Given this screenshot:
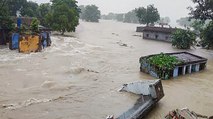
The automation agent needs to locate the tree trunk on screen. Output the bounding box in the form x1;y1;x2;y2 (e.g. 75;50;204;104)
61;29;65;35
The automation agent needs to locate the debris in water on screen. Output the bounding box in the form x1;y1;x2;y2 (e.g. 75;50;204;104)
165;108;212;119
106;115;114;119
87;69;99;73
41;80;57;88
70;67;85;74
69;67;99;74
116;40;128;47
112;33;119;36
110;79;164;119
132;34;142;37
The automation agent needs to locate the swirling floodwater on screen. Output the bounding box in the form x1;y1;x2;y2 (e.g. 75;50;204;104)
0;20;213;119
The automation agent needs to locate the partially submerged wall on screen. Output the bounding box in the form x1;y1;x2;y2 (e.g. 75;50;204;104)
139;52;208;80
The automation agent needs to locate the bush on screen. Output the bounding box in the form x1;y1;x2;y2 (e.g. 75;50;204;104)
30;18;40;33
147;53;182;70
200;21;213;49
172;29;196;49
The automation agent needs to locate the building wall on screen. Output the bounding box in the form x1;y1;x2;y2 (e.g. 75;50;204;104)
143;31;172;42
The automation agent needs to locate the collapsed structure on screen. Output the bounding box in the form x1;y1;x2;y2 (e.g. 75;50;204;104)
107;79;164;119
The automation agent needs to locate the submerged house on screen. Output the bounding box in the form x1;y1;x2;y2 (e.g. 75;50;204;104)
136;26;176;42
139;52;207;80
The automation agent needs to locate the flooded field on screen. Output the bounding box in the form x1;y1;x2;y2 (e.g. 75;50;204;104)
0;20;213;119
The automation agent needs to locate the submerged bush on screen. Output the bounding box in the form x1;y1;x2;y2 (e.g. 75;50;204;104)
172;29;196;49
147;53;182;79
147;53;182;70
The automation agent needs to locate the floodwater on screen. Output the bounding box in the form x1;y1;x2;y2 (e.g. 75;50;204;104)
0;20;213;119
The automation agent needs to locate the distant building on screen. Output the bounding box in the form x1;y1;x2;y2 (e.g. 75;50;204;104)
136;26;176;42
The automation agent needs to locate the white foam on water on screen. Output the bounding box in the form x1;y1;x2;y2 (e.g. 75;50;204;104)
0;49;28;62
41;80;57;88
0;36;102;62
47;36;102;56
2;98;51;110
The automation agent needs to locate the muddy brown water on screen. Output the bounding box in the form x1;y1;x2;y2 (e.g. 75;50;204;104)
0;20;212;119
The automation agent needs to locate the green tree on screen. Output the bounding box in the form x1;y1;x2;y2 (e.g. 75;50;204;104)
176;17;192;28
7;0;27;16
172;29;196;49
22;1;39;17
30;18;40;33
79;5;85;19
188;0;213;49
200;21;213;49
81;5;100;22
135;5;160;26
124;10;138;23
0;0;14;29
188;0;213;21
47;0;79;35
176;17;206;31
102;12;116;20
190;20;205;35
5;0;39;17
38;3;51;26
115;13;124;22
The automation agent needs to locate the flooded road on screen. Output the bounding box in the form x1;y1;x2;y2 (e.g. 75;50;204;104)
0;20;213;119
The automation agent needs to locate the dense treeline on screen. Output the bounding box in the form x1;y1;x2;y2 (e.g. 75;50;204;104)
101;12;138;23
79;5;101;22
172;0;213;49
0;0;80;34
101;5;161;25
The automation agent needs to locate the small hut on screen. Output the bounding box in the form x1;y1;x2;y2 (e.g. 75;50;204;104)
136;26;176;42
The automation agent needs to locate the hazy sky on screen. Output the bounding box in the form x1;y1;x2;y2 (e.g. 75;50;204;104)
33;0;194;26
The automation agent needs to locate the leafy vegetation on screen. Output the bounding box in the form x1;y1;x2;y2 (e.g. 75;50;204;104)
124;10;138;23
37;3;51;26
0;0;14;30
101;11;138;23
46;0;80;35
176;17;192;28
176;17;207;32
200;21;213;49
135;5;160;26
143;53;183;79
80;5;101;22
148;53;182;70
172;29;196;49
30;18;40;33
0;0;80;35
188;0;213;50
188;0;213;21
